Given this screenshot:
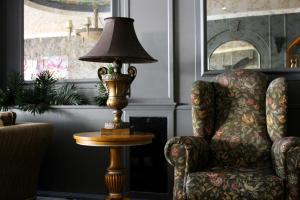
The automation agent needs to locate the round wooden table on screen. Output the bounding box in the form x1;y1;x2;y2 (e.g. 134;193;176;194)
73;132;154;200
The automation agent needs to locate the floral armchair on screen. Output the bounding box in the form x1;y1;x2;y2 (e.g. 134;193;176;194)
165;69;300;200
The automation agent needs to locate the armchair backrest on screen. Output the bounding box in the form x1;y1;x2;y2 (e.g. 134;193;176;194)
191;69;288;168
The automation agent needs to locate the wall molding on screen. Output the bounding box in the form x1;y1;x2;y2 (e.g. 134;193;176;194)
112;0;121;17
167;0;174;101
194;0;202;80
122;0;175;104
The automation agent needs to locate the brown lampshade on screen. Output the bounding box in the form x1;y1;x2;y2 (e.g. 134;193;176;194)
79;17;157;63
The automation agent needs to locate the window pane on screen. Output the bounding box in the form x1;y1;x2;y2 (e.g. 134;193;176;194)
24;0;111;81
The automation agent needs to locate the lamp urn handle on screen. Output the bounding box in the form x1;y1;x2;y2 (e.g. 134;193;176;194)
98;67;108;82
128;66;137;83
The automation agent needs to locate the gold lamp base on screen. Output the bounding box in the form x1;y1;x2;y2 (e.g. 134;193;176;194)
78;18;157;136
104;122;131;129
101;127;131;135
98;60;137;135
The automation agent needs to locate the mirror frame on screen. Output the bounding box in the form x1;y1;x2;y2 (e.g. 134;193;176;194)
196;0;300;78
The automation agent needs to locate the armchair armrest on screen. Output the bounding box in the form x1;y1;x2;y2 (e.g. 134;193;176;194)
272;137;300;200
272;137;300;178
164;136;209;200
165;136;209;172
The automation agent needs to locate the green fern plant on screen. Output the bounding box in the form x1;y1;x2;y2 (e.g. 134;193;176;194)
53;83;84;105
16;89;50;115
0;89;11;111
0;70;90;114
107;63;114;74
17;71;87;114
17;71;57;115
0;72;24;111
34;70;57;98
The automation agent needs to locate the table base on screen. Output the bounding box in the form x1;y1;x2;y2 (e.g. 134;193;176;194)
105;147;128;200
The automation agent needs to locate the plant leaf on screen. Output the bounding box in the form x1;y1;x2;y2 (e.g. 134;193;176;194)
53;83;83;105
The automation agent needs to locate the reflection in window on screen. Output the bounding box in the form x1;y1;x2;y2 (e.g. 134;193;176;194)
24;0;112;81
209;40;260;70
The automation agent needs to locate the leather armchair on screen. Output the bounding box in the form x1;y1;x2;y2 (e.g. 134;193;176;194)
0;123;53;200
165;69;300;200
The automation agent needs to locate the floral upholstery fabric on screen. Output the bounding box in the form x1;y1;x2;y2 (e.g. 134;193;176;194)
186;168;284;200
211;69;272;168
272;137;300;200
272;137;300;178
191;81;215;141
266;78;288;142
165;136;209;199
286;147;300;200
165;69;300;200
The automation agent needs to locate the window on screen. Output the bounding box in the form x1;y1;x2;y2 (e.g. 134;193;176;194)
24;0;112;81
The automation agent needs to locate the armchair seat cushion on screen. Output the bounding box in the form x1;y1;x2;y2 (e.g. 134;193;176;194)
186;168;284;200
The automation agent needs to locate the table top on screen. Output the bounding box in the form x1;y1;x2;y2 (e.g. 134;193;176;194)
73;132;154;147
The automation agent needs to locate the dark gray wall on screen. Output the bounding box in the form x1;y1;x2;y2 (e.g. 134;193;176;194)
2;0;300;199
0;1;6;87
15;108;112;196
5;0;23;77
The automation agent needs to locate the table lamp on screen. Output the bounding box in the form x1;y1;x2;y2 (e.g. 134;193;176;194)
79;17;157;134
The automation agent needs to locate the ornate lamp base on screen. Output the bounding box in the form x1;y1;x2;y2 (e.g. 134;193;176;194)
101;126;132;135
104;122;130;129
98;61;137;136
101;112;131;135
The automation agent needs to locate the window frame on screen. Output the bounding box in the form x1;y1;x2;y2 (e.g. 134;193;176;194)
22;0;120;84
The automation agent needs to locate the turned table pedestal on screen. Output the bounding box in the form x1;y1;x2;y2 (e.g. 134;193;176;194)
73;132;154;200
